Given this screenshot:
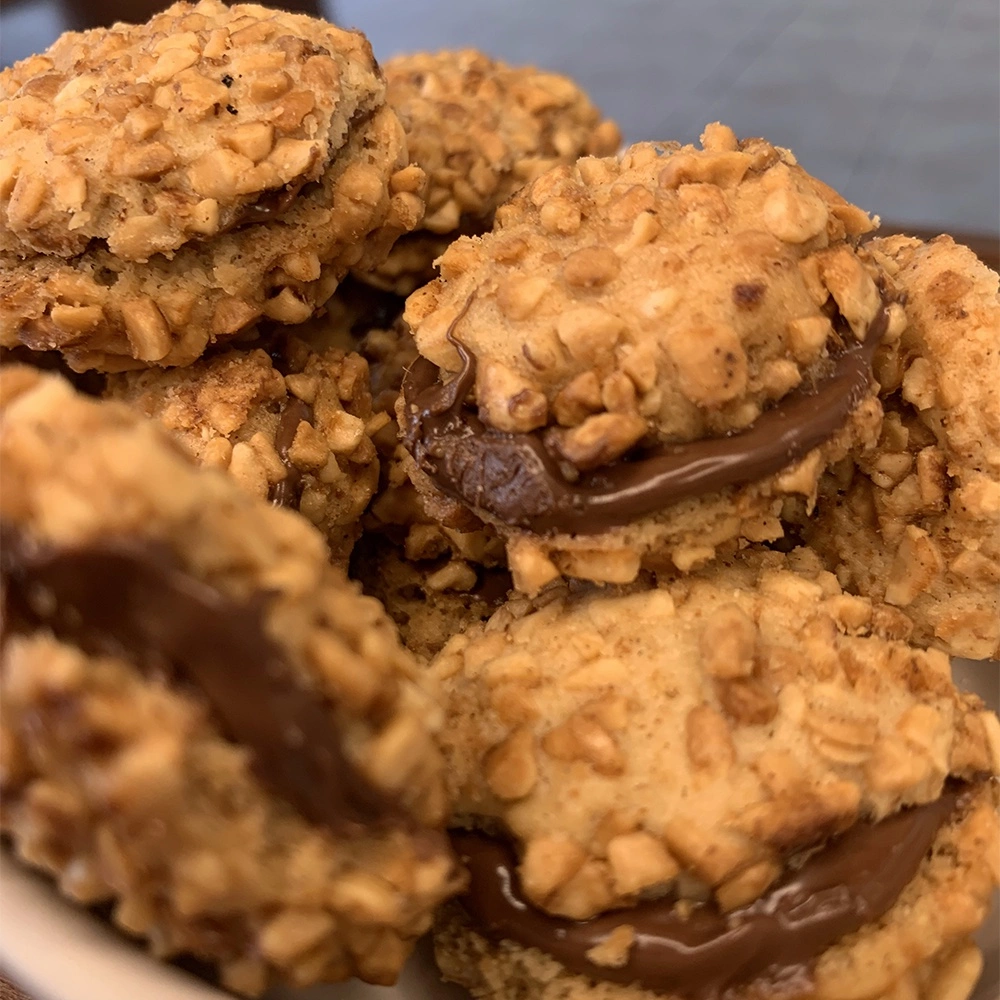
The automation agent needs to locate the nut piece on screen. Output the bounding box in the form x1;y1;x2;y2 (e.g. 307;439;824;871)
715;858;780;911
483;727;539;801
553;412;647;469
563;246;621;288
119;297;171;361
686;704;736;770
519;835;587;904
478;360;548;433
606;831;679;896
665;323;748;406
715;677;779;726
662;821;754;886
584;925;636;969
556;306;624;363
884;526;945;607
541;711;626;775
698;604;756;678
763;184;828;244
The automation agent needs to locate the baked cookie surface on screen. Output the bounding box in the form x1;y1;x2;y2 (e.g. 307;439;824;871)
401;126;897;591
431;548;996;919
802;235;1000;660
1;102;422;371
436;782;999;1000
361;49;621;294
0;366;461;994
0;0;385;261
0;2;427;371
428;548;1000;998
105;334;382;564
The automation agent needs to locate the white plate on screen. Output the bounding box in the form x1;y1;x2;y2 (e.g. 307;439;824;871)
1;660;997;1000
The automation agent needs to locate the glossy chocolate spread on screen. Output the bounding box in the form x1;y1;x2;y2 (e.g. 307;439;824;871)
227;180;307;231
453;790;959;996
0;528;404;835
269;395;314;507
401;297;890;533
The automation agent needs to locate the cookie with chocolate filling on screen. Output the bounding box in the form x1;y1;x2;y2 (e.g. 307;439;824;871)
0;1;425;371
798;236;1000;660
0;366;462;994
401;125;899;594
360;316;473;534
428;548;1000;999
105;334;382;564
345;317;510;656
356;49;621;295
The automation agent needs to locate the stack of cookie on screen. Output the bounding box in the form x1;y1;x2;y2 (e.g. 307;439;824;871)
0;0;423;371
1;3;998;1000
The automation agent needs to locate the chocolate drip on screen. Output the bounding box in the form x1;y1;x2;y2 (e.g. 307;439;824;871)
401;299;890;534
269;396;314;508
221;180;308;234
454;790;960;997
0;528;403;835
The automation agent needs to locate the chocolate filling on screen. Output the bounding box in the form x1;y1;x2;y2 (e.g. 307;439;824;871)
401;297;891;534
223;180;308;233
453;789;961;997
0;527;404;835
269;396;314;508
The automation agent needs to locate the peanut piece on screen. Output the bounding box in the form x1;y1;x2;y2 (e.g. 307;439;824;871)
699;603;756;678
119;297;171;361
520;835;587;903
686;704;736;770
606;832;679;896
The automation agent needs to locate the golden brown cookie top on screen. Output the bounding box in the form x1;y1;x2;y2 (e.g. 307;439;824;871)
406;124;889;459
384;49;621;235
430;548;999;919
0;0;385;261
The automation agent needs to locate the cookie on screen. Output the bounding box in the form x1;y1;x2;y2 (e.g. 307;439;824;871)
351;533;510;662
358;49;621;295
427;549;1000;998
436;784;999;1000
401;126;897;593
800;235;1000;660
0;3;426;371
362;318;419;408
105;334;382;564
335;317;509;657
0;1;384;261
0;366;461;994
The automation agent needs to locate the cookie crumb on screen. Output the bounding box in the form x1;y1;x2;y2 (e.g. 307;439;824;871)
584;924;635;968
